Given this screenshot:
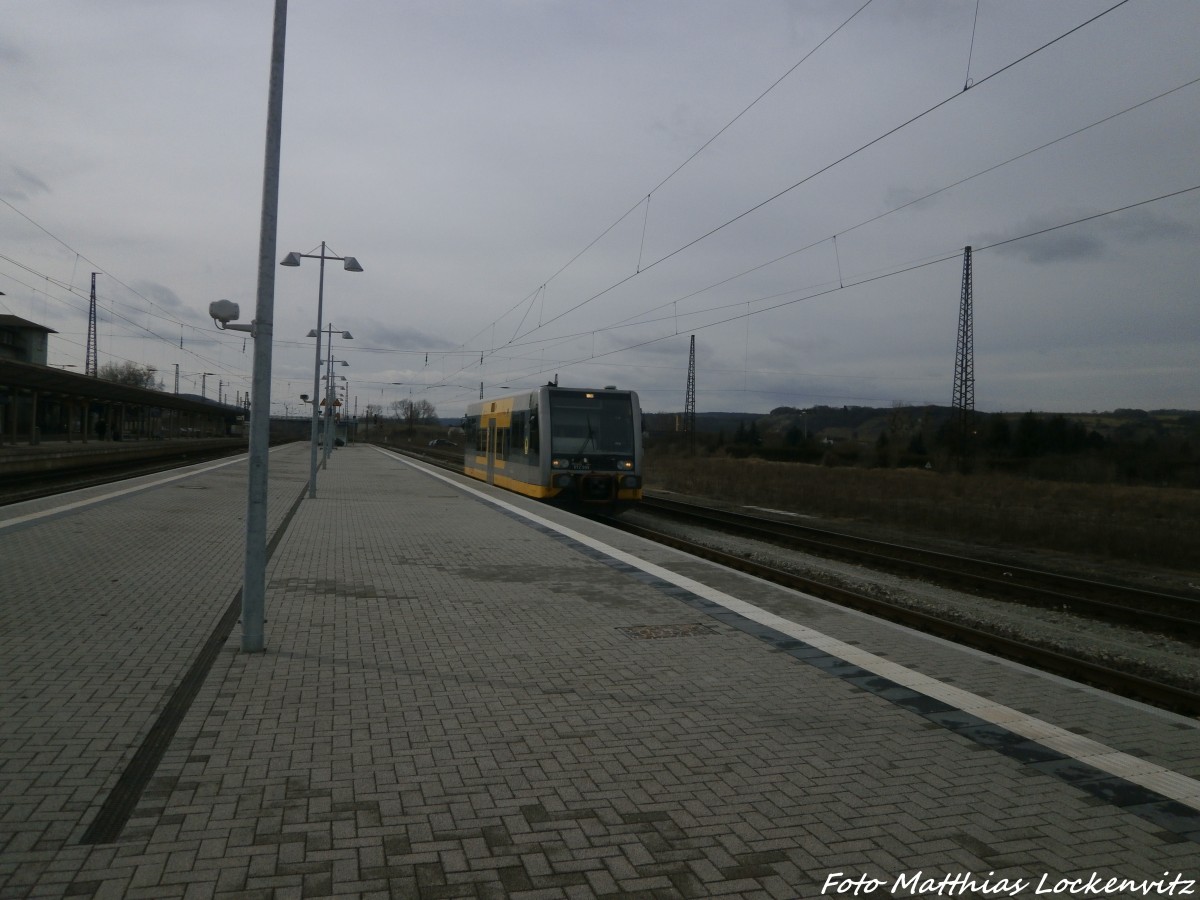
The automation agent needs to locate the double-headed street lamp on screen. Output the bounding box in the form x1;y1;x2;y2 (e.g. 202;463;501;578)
309;326;352;483
318;353;350;466
327;371;350;451
280;243;361;498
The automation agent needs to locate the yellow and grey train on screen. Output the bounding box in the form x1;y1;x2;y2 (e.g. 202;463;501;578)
463;385;643;510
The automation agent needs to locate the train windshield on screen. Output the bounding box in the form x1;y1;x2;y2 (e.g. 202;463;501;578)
549;391;634;455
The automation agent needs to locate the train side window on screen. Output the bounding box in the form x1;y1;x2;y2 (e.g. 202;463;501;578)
475;422;488;454
510;411;524;458
514;410;539;460
497;427;510;459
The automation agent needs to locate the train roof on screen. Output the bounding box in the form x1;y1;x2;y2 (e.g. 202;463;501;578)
466;385;639;414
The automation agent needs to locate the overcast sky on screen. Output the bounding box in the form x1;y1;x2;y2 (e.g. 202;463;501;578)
2;1;1197;418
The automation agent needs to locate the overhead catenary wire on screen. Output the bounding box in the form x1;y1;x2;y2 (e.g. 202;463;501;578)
488;0;1136;360
452;184;1200;393
356;137;1199;404
0;254;242;379
2;0;1166;412
0;248;233;353
432;0;1142;398
0;197;204;336
964;0;982;90
636;195;651;274
402;5;1188;413
592;72;1200;337
455;0;878;357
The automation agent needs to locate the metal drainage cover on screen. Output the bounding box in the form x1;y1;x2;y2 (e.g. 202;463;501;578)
617;623;719;640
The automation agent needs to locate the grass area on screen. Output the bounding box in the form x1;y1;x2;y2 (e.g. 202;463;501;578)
642;452;1200;573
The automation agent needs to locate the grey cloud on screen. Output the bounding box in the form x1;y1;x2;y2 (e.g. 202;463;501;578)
0;37;26;66
651;103;717;149
131;280;186;311
992;229;1105;265
1103;209;1195;244
360;321;456;351
985;207;1196;265
881;184;945;212
1;166;51;202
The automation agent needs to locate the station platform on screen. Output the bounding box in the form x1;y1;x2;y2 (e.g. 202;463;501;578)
1;442;1197;899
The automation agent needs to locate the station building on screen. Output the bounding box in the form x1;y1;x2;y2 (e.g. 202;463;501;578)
0;315;240;447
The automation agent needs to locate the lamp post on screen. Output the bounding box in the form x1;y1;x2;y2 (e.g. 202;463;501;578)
242;0;288;654
338;375;352;445
320;356;349;466
280;243;361;498
328;373;348;452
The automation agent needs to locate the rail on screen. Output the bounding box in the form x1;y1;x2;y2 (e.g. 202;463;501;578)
638;495;1200;640
611;498;1200;715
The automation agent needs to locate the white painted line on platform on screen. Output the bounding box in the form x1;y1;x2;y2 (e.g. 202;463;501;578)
378;447;1200;814
0;454;248;532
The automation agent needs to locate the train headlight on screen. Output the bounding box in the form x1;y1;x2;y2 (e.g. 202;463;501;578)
618;459;634;470
551;458;567;469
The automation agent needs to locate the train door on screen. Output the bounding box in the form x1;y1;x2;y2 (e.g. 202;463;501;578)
486;418;497;484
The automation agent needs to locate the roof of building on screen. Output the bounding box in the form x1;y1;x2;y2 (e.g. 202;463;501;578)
0;315;58;334
0;358;238;415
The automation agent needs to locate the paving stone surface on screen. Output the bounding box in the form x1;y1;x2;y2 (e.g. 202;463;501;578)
1;443;1197;898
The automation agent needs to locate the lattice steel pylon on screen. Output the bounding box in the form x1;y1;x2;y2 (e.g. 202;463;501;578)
950;246;975;470
85;272;99;377
683;335;697;455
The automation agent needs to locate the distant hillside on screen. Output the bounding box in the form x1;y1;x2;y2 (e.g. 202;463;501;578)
646;406;1199;441
644;406;954;441
644;405;1200;486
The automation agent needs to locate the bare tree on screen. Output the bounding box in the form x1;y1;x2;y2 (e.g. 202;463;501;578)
395;398;438;433
98;361;163;390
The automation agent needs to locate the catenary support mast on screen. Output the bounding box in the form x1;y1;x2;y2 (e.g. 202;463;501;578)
951;246;975;470
684;335;697;455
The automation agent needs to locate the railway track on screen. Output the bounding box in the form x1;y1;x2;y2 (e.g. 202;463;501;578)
0;441;447;508
0;443;250;506
611;496;1200;715
637;495;1200;640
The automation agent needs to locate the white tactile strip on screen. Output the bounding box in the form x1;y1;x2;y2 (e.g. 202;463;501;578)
380;448;1200;843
